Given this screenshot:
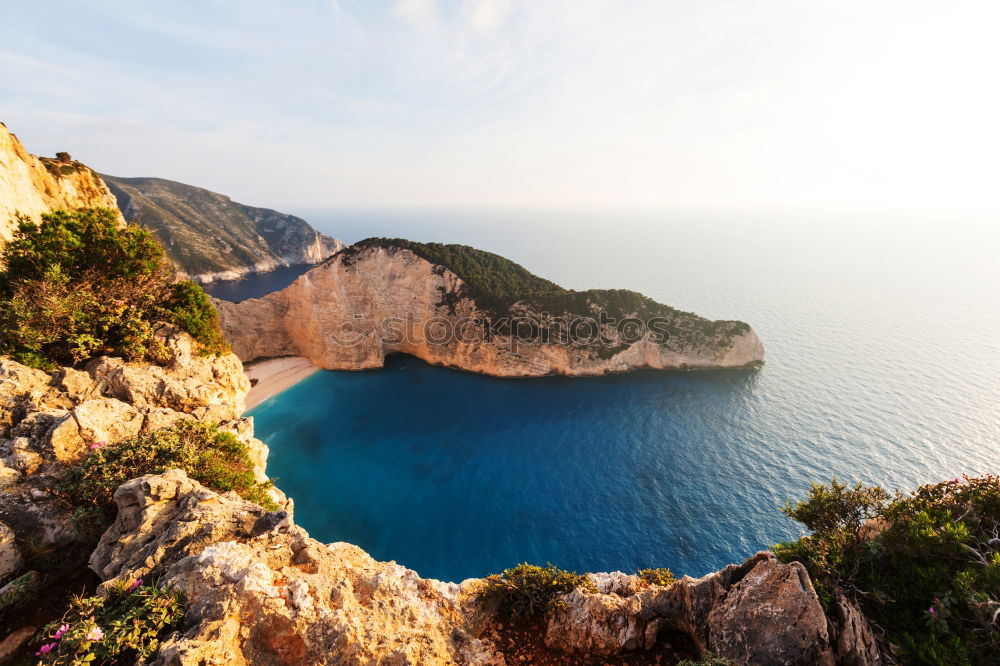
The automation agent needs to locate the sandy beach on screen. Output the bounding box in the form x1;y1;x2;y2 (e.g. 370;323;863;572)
244;357;321;410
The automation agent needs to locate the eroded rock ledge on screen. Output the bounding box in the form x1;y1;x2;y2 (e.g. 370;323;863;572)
84;469;879;665
214;244;765;377
0;326;261;558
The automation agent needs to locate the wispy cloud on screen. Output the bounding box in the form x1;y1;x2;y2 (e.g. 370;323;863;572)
2;0;998;214
462;0;511;32
391;0;441;34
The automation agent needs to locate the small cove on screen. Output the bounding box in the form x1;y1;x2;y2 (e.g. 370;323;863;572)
246;210;1000;582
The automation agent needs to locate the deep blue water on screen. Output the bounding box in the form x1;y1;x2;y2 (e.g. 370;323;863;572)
204;264;314;302
248;209;1000;582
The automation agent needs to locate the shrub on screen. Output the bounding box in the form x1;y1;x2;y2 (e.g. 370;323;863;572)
677;654;737;666
782;478;892;535
0;208;164;287
775;476;1000;665
637;567;677;587
477;563;596;620
0;208;227;369
62;420;277;515
164;280;229;355
34;578;184;665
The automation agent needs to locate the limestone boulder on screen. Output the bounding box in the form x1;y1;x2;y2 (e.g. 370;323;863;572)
0;484;75;550
829;589;886;666
0;520;22;579
0;625;37;663
705;556;835;665
45;398;143;462
0;359;52;435
88;326;249;419
544;552;839;665
52;367;102;402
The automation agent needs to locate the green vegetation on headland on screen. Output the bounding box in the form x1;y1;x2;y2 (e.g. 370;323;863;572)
343;237;561;313
0;208;228;370
777;476;1000;665
343;237;750;349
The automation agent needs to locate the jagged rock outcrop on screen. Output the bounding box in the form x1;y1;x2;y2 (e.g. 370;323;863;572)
101;175;343;283
86;324;250;422
0;123;123;242
87;470;879;665
215;243;765;377
0;327;259;559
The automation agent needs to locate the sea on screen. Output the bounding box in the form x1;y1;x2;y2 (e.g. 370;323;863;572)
205;208;1000;583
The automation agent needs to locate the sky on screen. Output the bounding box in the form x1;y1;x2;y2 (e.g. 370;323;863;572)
2;0;999;214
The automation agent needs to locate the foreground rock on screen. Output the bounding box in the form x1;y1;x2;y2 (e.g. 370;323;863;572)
89;470;879;665
0;327;258;558
215;242;765;377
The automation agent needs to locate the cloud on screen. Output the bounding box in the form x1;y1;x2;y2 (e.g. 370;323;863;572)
391;0;441;33
462;0;511;32
4;0;999;214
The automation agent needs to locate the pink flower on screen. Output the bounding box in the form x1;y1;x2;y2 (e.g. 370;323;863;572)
929;606;936;615
953;477;960;483
36;641;58;655
85;626;104;642
157;336;165;342
89;440;107;450
53;623;69;639
127;578;143;592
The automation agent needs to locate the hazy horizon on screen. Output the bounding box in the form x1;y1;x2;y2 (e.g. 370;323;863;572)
3;1;999;216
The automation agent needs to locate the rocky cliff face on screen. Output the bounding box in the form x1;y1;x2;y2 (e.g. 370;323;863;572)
101;175;343;283
215;244;765;376
0;123;123;242
0;326;258;554
87;470;879;665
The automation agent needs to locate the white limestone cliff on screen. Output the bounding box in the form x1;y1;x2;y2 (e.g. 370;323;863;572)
0;123;123;242
214;244;765;377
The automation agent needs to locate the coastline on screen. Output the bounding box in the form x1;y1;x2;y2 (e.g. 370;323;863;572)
243;356;320;410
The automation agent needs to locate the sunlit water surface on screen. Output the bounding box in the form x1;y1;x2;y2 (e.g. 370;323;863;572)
236;210;999;582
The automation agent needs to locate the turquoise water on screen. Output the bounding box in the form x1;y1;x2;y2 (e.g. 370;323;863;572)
248;210;1000;582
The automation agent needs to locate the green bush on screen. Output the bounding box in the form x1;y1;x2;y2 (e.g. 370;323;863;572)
62;420;277;516
34;578;184;665
637;567;677;587
677;654;737;666
165;280;229;355
477;563;596;620
0;208;164;287
347;238;744;349
776;476;1000;665
0;208;228;369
